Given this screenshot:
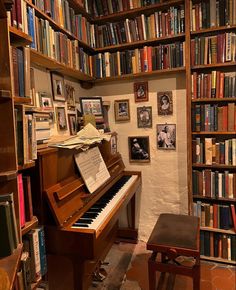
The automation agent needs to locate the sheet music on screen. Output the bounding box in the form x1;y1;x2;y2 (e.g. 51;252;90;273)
74;147;111;193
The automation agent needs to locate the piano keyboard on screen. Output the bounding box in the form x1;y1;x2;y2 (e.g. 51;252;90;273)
71;175;138;231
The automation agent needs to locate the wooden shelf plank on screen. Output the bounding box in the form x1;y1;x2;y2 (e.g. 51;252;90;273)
94;33;185;53
67;0;92;20
192;163;236;169
95;67;186;83
192;62;236;70
200;227;236;235
0;244;23;290
0;0;7;18
0;90;11;103
93;0;184;23
0;170;17;182
193;195;236;203
192;97;236;103
191;25;236;36
21;216;38;236
30;50;95;81
201;255;236;265
9;26;32;46
192;132;236;135
14;96;32;104
17;161;35;171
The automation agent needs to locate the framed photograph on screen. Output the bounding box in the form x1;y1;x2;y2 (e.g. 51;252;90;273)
49;111;55;125
51;72;65;101
128;136;150;162
68;114;77;135
80;97;103;119
114;99;130;122
157;124;176;150
38;92;53;110
65;84;75;108
134;81;148;102
55;107;67;131
157;91;173;115
137;106;152;128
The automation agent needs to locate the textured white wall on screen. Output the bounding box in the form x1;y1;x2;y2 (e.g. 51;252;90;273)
34;66;188;241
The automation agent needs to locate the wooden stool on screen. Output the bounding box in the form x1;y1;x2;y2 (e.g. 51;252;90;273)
146;214;200;290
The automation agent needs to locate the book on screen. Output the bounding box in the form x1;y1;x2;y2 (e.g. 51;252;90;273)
34;227;47;276
22;176;34;222
17;173;26;228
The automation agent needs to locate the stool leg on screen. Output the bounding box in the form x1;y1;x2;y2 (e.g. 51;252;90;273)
148;260;156;290
193;265;200;290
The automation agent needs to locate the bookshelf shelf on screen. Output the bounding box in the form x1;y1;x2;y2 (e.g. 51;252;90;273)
191;25;236;36
201;227;236;235
201;255;236;265
95;67;186;83
0;90;11;103
0;244;23;290
14;96;32;104
191;62;236;70
94;33;186;53
92;0;184;23
30;50;95;82
192;97;236;103
17;161;35;171
21;216;38;236
192;132;236;135
0;170;17;182
192;164;236;169
9;26;32;46
0;0;6;18
67;0;92;20
193;195;236;203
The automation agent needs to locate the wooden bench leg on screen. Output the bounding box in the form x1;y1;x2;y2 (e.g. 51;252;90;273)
193;264;200;290
148;261;156;290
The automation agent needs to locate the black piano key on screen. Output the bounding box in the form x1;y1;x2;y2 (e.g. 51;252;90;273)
82;212;98;219
76;218;93;224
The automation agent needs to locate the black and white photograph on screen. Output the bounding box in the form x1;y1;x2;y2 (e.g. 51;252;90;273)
157;124;176;150
134;81;148;102
128;136;150;162
137;106;152;128
65;84;76;108
38;92;53;110
51;72;65;101
56;107;67;131
157;91;173;115
114;99;130;121
68;114;77;135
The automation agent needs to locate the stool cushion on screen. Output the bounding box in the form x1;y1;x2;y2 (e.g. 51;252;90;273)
147;214;199;250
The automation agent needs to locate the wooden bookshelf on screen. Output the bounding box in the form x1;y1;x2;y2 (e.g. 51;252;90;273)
18;161;36;171
191;62;236;70
200;227;236;235
0;170;17;182
0;0;6;18
192;164;236;169
201;255;236;265
31;279;42;290
21;216;38;236
67;0;92;20
192;97;236;103
14;96;32;104
192;132;236;135
9;26;32;46
193;195;236;202
191;25;236;36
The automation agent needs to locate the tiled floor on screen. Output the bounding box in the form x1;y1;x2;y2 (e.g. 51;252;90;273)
89;241;236;290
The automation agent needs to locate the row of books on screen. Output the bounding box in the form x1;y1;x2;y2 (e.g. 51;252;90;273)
191;71;236;99
191;33;236;66
0;193;19;257
190;0;236;31
200;231;236;261
192;169;236;199
192;103;236;132
193;202;235;230
192;137;236;166
91;42;185;78
20;226;47;289
27;8;91;75
34;112;51;149
93;6;185;48
92;0;161;17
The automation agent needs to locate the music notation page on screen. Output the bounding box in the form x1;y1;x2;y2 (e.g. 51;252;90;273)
74;147;111;193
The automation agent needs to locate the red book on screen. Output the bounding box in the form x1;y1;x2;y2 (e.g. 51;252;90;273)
219;72;224;98
205;169;211;197
230;204;236;232
22;176;34;222
192;72;197;99
17;174;25;228
233;173;236;198
147;46;152;72
215;71;221;98
213;204;218;228
11;1;17;27
207;73;212;98
15;0;22;30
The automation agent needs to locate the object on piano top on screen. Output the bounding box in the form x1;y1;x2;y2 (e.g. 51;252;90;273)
48;123;111;150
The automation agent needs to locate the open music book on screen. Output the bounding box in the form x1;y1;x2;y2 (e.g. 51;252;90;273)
74;147;110;193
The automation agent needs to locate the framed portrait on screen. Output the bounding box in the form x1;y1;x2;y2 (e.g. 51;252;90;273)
157;91;173;115
80;97;103;119
137;106;152;128
55;107;67;131
68;114;77;135
65;84;75;108
128;136;150;163
157;124;176;150
48;111;55;125
38;92;53;110
114;99;130;122
134;81;148;102
51;72;65;101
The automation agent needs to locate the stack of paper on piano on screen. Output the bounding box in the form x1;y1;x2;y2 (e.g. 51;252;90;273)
48;123;111;150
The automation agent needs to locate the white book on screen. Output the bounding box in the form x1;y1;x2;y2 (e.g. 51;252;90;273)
141;14;147;40
218;173;223;198
232;138;236;166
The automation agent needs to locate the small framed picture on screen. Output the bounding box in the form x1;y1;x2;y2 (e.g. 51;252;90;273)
65;84;75;108
157;91;173;115
128;136;150;162
38;92;53;110
55;107;67;131
114;99;130;122
134;81;148;102
68;114;77;135
137;106;152;128
51;72;65;101
157;124;176;150
80;97;103;118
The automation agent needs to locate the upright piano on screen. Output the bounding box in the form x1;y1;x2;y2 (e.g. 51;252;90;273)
32;133;142;290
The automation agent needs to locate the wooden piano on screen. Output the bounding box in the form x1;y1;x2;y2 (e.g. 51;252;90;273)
32;133;142;290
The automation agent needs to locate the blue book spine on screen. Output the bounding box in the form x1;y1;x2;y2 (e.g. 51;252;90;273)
17;48;24;97
50;0;54;20
37;227;47;276
27;7;36;49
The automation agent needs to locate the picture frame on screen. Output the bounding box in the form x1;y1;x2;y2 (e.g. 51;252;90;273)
55;107;67;131
157;124;176;150
128;136;150;163
38;92;53;110
134;81;148;102
80;97;104;120
65;84;76;108
157;91;173;115
114;99;130;122
137;106;152;128
51;72;65;102
68;114;77;135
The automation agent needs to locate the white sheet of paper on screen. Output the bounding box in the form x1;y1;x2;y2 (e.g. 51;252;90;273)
74;147;110;193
